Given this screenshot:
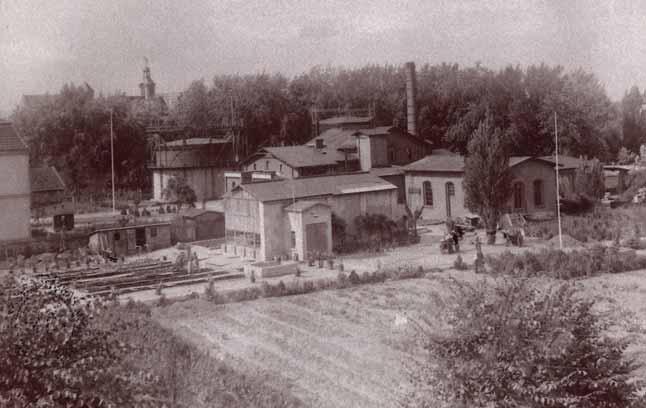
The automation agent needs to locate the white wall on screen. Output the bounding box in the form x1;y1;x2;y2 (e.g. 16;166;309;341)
405;172;469;221
0;153;30;241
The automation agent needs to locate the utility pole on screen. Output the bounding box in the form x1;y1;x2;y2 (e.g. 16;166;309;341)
554;112;563;250
110;108;116;214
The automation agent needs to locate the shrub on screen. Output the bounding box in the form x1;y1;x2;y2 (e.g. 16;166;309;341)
348;270;361;285
411;277;644;408
336;272;349;288
486;246;646;279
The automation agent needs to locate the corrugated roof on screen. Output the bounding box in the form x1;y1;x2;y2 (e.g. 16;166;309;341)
31;166;65;192
236;172;396;202
0;122;28;152
284;200;330;212
318;116;373;125
264;145;345;168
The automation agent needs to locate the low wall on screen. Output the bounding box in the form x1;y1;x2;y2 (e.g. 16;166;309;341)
0;233;89;261
244;261;298;279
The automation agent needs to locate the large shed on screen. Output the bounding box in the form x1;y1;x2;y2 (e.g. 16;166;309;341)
88;223;171;256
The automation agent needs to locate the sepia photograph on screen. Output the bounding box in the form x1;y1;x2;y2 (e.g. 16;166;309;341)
2;0;646;406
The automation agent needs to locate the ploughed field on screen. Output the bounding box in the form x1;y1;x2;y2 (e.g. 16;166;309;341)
154;271;646;408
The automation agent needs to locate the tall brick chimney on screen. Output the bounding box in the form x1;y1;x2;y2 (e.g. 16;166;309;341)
405;61;417;136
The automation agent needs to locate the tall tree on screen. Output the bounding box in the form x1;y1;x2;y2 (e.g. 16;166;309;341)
621;85;646;154
463;116;513;244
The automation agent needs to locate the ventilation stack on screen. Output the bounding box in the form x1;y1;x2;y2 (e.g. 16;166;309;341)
405;61;417;136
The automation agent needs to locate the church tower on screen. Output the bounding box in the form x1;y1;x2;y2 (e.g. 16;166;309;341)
139;58;156;100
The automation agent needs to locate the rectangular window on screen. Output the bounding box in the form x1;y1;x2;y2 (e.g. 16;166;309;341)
290;231;296;248
265;160;269;170
533;180;544;207
253;163;257;170
150;227;157;237
279;164;283;172
114;232;120;241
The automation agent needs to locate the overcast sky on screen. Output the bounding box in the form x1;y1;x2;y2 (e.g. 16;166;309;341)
2;0;646;115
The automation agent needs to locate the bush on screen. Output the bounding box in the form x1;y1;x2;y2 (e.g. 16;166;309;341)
411;278;644;407
336;272;349;288
486;246;646;279
348;270;361;285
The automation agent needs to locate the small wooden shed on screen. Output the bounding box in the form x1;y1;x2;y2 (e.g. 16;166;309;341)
88;222;171;256
172;209;224;242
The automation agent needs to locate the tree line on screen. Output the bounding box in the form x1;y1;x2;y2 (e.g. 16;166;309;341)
12;62;646;196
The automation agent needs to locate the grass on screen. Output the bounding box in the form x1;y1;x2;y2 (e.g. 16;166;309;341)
153;269;646;408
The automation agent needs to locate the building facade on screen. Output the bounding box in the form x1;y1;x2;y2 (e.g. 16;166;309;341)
223;173;403;261
0;122;31;241
404;155;558;221
150;137;237;204
88;223;172;256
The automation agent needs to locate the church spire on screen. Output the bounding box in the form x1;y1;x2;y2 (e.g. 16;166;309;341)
139;57;156;100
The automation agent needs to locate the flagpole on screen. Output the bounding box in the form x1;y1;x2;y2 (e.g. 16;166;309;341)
110;108;116;214
554;112;563;250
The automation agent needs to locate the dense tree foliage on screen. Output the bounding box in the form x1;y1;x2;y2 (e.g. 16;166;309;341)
621;86;646;154
13;84;148;197
463;116;513;244
11;63;641;198
409;278;644;408
162;176;197;209
0;277;153;406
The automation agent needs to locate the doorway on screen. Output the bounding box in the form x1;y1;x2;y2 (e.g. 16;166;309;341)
445;182;455;218
513;182;525;211
135;228;146;247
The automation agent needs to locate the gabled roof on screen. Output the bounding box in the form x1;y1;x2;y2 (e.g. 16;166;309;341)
403;155;466;172
164;137;231;147
306;128;357;151
318;116;373;126
0;122;28;152
31;166;66;192
369;166;404;177
231;172;396;202
262;145;346;168
284;200;330;212
540;155;585;170
180;208;223;219
404;155;556;173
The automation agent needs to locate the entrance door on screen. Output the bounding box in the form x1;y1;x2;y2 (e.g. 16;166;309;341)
305;222;329;255
135;228;146;247
513;182;525;211
445;182;455;218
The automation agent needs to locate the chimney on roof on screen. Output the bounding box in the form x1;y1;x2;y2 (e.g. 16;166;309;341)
405;61;417;136
315;138;325;150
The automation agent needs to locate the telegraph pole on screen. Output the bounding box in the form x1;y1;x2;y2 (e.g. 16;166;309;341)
554;112;563;250
110;108;116;214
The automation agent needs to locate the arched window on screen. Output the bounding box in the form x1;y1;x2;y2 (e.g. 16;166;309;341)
533;179;544;207
446;182;455;196
513;182;525;210
423;181;433;206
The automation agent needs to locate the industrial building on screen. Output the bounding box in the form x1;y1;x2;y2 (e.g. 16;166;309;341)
0;122;31;242
223;172;403;261
404;155;558;221
149;137;237;204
